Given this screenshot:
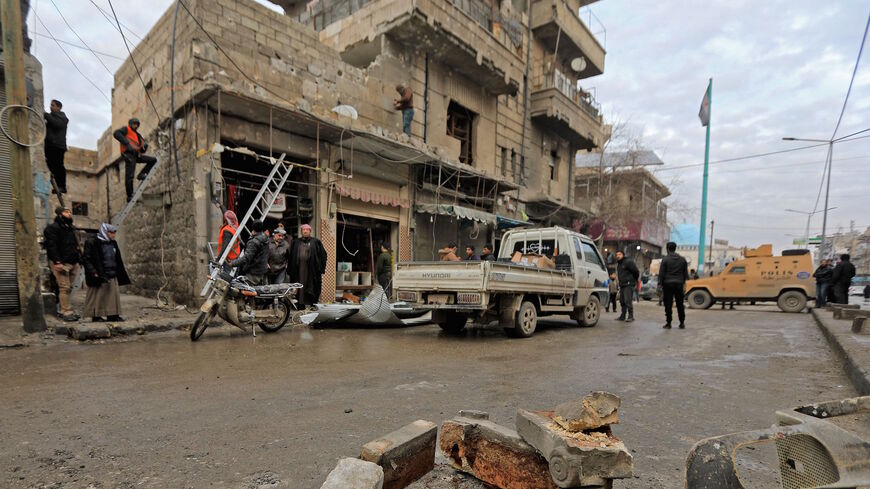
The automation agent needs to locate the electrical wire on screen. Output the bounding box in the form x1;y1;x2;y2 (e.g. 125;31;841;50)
32;11;110;103
48;0;113;76
106;0;161;121
831;11;870;139
31;32;125;60
834;126;870;142
88;0;143;41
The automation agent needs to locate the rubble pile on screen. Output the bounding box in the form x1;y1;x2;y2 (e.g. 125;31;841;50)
320;392;633;489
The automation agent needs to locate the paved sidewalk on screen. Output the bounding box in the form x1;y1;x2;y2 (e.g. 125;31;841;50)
811;306;870;395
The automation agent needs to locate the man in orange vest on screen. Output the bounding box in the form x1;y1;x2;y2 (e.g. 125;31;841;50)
218;210;241;272
113;118;157;202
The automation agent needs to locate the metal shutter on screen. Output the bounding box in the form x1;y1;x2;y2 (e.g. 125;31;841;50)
0;74;22;315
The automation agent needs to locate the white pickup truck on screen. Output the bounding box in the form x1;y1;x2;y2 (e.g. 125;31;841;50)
393;227;610;337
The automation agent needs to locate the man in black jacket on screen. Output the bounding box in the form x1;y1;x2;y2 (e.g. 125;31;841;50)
831;254;857;304
229;220;270;286
813;259;833;307
290;223;328;307
44;99;69;193
658;241;689;329
615;250;640;322
43;206;80;321
113;118;157;202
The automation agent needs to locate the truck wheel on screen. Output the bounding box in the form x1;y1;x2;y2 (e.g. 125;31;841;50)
438;312;467;333
687;289;713;309
577;295;600;327
507;301;537;338
777;291;807;313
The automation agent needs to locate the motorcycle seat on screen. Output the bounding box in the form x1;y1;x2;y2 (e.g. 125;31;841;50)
251;283;302;296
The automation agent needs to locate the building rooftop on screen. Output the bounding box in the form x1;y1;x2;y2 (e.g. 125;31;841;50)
575;150;664;168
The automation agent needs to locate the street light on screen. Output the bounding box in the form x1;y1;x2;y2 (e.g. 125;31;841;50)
784;207;837;249
782;136;836;260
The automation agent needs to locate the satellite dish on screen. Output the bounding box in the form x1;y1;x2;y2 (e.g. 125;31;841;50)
570;57;587;73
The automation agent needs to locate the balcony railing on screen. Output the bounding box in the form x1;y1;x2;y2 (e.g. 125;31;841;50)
542;69;601;120
448;0;524;50
578;5;606;50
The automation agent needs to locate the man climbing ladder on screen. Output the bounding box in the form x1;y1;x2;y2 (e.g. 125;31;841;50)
113;118;157;202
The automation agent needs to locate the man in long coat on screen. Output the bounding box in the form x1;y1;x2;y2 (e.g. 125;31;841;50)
289;224;327;306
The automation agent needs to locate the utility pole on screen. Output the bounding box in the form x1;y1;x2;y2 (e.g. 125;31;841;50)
1;0;46;331
708;220;714;264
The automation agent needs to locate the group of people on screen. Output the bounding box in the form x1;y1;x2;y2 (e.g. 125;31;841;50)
438;242;496;262
217;211;328;307
607;242;689;329
44;206;129;322
45;99;157;203
813;254;857;306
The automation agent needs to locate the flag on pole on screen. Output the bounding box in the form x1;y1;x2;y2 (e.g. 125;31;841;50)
698;84;711;127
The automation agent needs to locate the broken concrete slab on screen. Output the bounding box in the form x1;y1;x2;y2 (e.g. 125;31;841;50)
833;304;861;318
439;416;557;489
458;410;489;420
516;409;633;488
321;457;384;489
841;308;870;321
853;317;868;334
361;419;436;489
68;323;112;340
553;392;620;432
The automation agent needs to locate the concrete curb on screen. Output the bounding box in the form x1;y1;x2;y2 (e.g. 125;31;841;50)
811;308;870;395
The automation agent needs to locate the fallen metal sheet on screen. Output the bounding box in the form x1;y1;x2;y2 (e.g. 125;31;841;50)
307;285;430;327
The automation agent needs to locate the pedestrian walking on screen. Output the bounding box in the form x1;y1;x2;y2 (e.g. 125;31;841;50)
606;273;618;312
82;223;130;322
393;83;414;136
229;220;270;286
217;210;242;272
376;242;393;298
113;118;157;202
463;245;480;261
43;206;81;321
289;223;328;307
615;250;639;322
831;254;856;304
267;227;291;284
44;99;69;193
812;258;833;307
480;243;496;261
658;241;688;329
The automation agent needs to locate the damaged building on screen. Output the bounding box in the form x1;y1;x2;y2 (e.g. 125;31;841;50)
99;0;609;304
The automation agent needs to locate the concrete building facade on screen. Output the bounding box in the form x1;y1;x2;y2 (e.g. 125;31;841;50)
98;0;609;304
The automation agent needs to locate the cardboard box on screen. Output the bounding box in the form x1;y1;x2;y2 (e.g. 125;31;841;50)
359;272;372;286
337;262;352;272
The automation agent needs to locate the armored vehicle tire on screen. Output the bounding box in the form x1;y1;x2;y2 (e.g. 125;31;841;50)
438;312;468;333
687;289;714;309
507;300;537;338
191;308;215;341
777;290;807;313
257;297;293;333
577;295;601;327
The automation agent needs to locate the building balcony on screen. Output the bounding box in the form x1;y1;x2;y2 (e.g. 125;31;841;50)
319;0;525;95
530;0;605;79
530;73;606;149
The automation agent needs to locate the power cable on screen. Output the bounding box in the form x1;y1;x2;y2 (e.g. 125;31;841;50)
831;11;870;139
834;126;870;142
88;0;143;41
31;32;124;60
32;11;110;103
48;0;113;76
106;0;161;120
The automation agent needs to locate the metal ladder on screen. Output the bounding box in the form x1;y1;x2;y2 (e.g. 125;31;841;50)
70;155;163;291
199;150;292;296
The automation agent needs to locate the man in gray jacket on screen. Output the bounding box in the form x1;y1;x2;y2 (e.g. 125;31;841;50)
267;227;291;284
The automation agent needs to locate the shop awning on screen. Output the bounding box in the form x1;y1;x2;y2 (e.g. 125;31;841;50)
415;203;496;225
335;183;410;208
497;215;531;229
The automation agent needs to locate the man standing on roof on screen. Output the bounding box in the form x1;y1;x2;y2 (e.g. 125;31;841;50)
113;118;157;202
393;83;414;136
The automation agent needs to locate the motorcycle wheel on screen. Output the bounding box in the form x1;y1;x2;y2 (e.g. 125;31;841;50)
191;308;216;341
257;297;293;333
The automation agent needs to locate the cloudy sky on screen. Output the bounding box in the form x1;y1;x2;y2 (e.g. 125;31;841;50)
28;0;869;252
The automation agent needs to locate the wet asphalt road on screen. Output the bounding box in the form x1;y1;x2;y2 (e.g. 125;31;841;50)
0;301;856;488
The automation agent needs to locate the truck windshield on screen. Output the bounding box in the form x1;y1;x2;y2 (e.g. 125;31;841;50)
576;238;606;271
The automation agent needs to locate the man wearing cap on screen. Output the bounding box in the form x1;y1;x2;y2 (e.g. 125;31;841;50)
289;224;327;307
113;118;157;202
43;206;81;321
267;227;292;284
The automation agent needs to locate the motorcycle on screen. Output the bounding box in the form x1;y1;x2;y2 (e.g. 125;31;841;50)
191;267;303;341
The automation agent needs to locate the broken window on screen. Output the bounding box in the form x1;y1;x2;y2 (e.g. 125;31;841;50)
446;101;475;166
500;147;508;176
549;150;558;180
71;202;88;216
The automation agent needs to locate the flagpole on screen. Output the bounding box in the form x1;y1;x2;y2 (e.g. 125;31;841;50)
698;78;712;275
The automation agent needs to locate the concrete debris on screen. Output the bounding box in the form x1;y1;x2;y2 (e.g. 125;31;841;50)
516;409;632;488
439;416;557;489
307;285;430;327
458;410;489;420
321;457;384;489
361;420;437;489
840;308;870;321
68;323;112;340
553;392;620;432
853;317;868;333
